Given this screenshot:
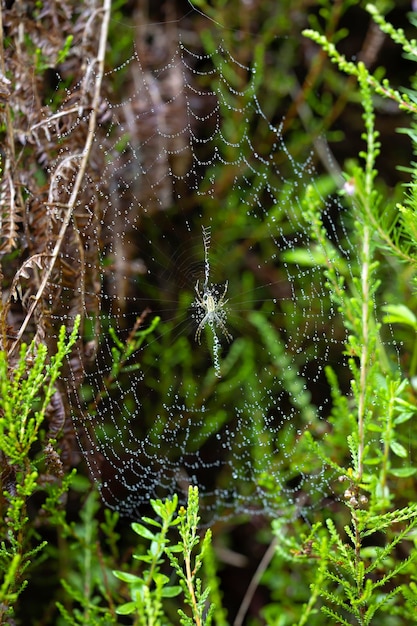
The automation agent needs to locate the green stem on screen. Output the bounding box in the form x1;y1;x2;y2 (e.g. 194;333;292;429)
184;549;202;626
357;223;371;482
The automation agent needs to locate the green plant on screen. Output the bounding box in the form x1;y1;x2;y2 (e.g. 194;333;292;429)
113;485;217;626
4;2;417;624
253;6;417;625
0;317;80;623
55;489;120;626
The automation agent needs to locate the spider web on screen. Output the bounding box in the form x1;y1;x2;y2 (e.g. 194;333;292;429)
42;7;357;521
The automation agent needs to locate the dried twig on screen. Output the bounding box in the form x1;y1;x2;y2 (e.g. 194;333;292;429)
7;0;112;356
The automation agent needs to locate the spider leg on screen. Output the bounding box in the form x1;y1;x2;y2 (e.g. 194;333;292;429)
214;313;233;343
217;280;229;306
194;280;207;309
195;313;209;344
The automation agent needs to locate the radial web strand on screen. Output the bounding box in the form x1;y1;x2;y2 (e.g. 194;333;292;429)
20;13;371;522
66;32;349;521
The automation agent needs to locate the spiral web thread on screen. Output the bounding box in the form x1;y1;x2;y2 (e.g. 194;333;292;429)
53;20;359;522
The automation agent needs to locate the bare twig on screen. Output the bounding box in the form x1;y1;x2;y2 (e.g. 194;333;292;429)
233;537;278;626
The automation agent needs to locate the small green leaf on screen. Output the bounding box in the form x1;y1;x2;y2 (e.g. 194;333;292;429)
131;522;156;540
141;516;163;527
394;411;414;425
382;304;417;329
161;585;182;598
154;572;170;586
364;456;382;465
390;467;417;477
281;246;328;267
167;544;183;553
150;498;166;518
133;554;153;563
116;601;137;615
149;540;162;556
112;570;143;584
390;440;408;458
367;423;383;432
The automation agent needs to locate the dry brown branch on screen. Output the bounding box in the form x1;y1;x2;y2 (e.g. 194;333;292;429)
7;0;112;356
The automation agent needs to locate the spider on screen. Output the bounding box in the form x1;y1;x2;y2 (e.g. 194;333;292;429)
193;279;233;344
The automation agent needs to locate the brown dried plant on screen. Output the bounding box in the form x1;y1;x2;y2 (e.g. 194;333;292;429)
0;0;111;471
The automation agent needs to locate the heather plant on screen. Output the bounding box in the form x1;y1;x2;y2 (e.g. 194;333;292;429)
2;2;417;625
252;6;417;625
103;7;417;625
0;318;80;623
113;486;215;626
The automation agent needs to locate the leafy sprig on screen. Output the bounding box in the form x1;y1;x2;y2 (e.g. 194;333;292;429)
0;318;80;622
113;486;215;626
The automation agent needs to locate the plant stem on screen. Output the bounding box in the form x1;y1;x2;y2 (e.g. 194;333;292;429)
357;223;371;482
184;550;202;626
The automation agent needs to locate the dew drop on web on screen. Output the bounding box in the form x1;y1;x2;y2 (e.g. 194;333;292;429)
55;9;359;524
